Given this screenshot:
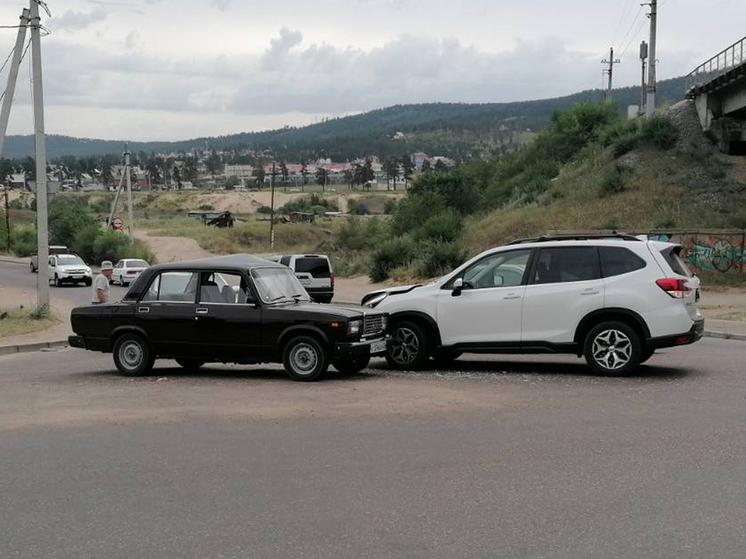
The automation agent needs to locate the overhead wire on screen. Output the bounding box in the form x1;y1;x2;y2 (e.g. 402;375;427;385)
612;0;636;48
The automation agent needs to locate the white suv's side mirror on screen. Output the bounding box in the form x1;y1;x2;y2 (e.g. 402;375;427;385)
452;277;464;297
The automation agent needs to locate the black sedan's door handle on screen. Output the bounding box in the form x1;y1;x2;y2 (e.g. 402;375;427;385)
196;308;209;315
138;307;150;313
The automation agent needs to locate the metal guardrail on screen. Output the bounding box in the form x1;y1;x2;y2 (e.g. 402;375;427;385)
686;35;746;95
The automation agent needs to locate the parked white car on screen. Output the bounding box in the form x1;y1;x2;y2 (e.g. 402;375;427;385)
48;253;92;287
111;259;150;286
363;234;704;376
30;245;68;273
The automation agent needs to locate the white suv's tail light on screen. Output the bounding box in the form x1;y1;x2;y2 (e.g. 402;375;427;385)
656;278;691;298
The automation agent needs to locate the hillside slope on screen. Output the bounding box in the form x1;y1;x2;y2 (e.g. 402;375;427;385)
463;101;746;252
3;77;686;160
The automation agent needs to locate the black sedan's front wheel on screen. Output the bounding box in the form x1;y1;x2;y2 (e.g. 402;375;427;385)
113;333;155;377
283;336;328;381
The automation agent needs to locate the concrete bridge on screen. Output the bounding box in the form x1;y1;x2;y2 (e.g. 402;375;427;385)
687;36;746;154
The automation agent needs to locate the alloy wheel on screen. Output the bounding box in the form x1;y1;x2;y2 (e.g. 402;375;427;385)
592;329;632;370
390;327;420;365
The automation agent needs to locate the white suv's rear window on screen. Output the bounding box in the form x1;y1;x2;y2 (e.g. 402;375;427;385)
296;258;331;278
661;247;692;277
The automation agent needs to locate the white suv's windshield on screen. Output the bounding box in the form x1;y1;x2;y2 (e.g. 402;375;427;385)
57;255;85;266
251;267;310;303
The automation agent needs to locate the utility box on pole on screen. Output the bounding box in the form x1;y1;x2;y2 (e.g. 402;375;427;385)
640;41;648;115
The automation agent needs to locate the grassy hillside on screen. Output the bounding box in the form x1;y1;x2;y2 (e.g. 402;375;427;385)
3;76;686;160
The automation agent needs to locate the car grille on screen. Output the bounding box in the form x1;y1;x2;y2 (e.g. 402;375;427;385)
363;314;385;337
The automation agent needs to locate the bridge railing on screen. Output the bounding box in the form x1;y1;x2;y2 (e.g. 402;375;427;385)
686;35;746;95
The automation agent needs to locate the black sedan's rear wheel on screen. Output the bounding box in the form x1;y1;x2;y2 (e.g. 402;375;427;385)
113;333;155;377
385;320;432;370
283;336;328;381
333;355;370;374
175;358;205;370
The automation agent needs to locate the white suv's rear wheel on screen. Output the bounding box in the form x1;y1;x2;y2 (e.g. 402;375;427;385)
583;321;641;376
385;320;432;370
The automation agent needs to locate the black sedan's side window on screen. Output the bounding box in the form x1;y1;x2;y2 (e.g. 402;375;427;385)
199;272;252;304
141;271;198;303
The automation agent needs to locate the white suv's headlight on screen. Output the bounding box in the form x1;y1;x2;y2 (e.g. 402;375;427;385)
364;292;388;308
347;319;362;336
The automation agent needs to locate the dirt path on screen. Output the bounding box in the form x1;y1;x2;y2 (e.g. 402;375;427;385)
135;230;213;263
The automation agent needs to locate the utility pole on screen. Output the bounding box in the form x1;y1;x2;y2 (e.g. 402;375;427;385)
640;41;649;116
601;47;621;101
0;8;29;159
269;162;276;250
645;0;658;117
4;186;10;253
125;144;134;238
30;0;50;315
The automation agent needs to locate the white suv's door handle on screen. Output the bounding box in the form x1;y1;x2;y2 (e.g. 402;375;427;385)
503;293;521;300
581;288;600;295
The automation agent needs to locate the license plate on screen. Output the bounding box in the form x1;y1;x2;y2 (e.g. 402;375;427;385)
371;341;387;354
72;275;82;279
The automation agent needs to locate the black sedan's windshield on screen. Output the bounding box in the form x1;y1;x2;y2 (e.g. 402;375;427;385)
251;267;310;303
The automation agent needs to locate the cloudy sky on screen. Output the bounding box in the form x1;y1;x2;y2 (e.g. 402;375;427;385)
0;0;742;141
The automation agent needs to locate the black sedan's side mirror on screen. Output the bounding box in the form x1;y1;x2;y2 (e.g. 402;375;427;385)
452;277;464;297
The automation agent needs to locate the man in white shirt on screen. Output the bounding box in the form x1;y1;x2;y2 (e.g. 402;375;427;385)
91;261;113;304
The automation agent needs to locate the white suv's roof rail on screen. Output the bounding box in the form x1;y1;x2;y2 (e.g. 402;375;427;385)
507;233;642;245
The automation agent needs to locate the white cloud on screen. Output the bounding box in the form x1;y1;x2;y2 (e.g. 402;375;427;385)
48;9;109;31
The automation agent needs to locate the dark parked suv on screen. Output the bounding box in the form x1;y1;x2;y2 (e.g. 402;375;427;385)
68;255;388;381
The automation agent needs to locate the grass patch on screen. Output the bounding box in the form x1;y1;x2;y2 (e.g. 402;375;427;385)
696;271;746;290
0;308;58;339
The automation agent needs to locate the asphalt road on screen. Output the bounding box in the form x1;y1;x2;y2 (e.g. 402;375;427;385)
0;259;129;308
1;339;745;559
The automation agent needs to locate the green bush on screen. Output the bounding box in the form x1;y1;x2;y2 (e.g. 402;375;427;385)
640;115;678;149
417;241;467;278
728;211;746;229
280;193;339;214
413;210;463;243
256;205;272;214
72;225;102;263
347;198;370;215
49;201;97;247
198;204;214;210
383;198;397;214
336;217;385;252
0;212;7;252
599;119;639;147
391;191;447;236
612;132;639;157
370;237;417;282
11;226;37;257
600;165;630;197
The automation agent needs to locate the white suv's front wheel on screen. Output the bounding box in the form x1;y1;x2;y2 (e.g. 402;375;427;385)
385;320;432;370
583;321;642;376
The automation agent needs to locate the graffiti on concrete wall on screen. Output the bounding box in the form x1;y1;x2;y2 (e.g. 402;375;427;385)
648;231;746;274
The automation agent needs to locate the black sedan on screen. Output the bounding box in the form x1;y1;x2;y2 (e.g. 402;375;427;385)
68;255;389;381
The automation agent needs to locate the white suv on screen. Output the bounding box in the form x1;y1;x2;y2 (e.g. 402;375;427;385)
362;234;704;376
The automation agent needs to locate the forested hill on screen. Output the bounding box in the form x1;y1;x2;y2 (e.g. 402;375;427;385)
3;76;687;161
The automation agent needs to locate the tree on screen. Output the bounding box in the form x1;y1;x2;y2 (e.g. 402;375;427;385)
184;157;198;182
421;159;432;173
147;161;162;186
102;164;114;188
363;159;375;190
343;169;354;190
315;167;329;191
384;157;399;190
401;155;414;189
252;166;266;188
22;157;35;182
300;160;309;192
173;166;182;189
206;150;223;185
279;161;289;185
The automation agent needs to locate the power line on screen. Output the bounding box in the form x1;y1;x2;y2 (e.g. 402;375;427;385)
612;0;636;47
0;46;15;77
617;5;644;55
619;14;649;59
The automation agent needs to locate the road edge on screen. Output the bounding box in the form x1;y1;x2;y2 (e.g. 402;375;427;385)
0;340;69;357
704;331;746;342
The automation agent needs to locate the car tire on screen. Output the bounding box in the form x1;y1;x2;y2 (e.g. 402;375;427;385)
113;333;155;377
283;336;328;382
175;358;205;370
333;355;371;374
122;281;129;287
583;321;642;376
54;274;62;287
386;320;432;370
85;278;92;287
30;262;35;273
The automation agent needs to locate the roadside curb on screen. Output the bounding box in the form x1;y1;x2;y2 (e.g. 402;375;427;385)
0;340;69;357
704;331;746;342
0;258;26;266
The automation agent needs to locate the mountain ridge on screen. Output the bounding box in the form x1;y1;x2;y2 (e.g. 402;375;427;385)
2;76;687;160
